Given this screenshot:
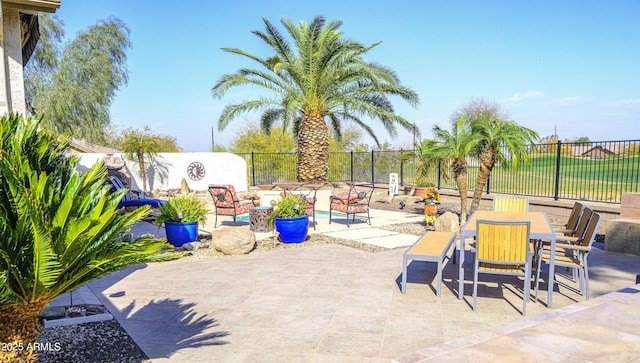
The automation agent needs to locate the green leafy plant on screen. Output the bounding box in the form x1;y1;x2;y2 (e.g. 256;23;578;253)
154;195;210;226
415;179;436;188
402;139;438;188
0;114;173;362
266;195;307;226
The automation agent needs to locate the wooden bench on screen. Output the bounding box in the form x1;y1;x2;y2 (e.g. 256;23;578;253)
401;231;457;296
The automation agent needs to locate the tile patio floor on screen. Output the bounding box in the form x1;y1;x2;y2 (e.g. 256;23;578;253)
73;209;640;362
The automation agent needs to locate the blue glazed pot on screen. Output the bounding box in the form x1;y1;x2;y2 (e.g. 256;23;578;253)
274;215;309;244
164;221;198;247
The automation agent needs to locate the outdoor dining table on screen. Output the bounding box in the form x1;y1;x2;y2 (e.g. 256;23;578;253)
458;210;558;308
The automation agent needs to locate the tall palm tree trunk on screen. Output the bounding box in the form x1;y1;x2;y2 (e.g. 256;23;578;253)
451;159;469;224
137;148;147;193
297;114;329;182
0;300;48;362
470;147;496;213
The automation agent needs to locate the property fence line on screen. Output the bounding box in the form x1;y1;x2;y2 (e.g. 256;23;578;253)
237;139;640;204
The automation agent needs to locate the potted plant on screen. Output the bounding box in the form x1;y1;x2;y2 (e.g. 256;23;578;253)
154;195;210;247
414;179;436;198
267;195;309;244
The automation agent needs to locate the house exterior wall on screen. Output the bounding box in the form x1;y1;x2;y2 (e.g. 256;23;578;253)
0;6;25;115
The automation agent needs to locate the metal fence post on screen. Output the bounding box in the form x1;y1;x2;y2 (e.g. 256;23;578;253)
350;151;354;183
251;152;255;186
400;155;404;186
371;151;375;184
553;140;562;200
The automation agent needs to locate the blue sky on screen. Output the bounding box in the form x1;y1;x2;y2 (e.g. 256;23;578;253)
56;1;640;151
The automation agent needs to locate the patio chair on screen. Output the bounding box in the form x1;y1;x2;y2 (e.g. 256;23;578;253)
553;202;584;235
492;196;529;212
473;219;534;315
107;175;166;209
280;186;317;230
558;207;593;241
536;212;602;300
538;207;593;253
329;183;375;227
208;184;258;227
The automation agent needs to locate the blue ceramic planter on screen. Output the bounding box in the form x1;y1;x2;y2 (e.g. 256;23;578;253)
274;215;309;244
164;221;198;247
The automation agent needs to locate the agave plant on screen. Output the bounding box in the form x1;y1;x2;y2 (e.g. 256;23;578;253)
0;114;172;362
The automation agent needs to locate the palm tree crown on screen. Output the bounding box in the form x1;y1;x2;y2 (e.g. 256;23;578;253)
418;117;481;223
212;15;419;181
120;126;161;193
468;112;539;213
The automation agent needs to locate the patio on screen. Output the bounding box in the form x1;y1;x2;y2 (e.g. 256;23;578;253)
66;206;640;362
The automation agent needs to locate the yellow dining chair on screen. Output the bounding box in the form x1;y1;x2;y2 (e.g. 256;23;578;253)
553;202;584;235
558;207;592;241
492;196;529;212
536;212;602;300
473;220;534;315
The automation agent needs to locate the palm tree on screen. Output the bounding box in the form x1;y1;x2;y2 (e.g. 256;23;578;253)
120;126;161;193
0;115;172;362
416;117;481;224
403;139;439;189
468;116;539;213
212;15;419;182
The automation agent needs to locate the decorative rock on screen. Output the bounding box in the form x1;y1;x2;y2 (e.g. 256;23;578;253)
66;306;86;318
212;228;256;255
181;178;190;195
434;211;460;233
182;241;201;251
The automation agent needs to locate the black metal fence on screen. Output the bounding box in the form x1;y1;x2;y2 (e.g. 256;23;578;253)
237;139;640;204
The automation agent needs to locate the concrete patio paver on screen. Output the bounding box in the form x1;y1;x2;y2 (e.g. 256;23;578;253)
84;236;640;362
44;205;640;362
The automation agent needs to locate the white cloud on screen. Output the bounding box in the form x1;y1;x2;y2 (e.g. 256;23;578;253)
506;90;545;102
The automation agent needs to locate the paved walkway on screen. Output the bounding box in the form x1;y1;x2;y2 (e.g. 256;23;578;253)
56;209;640;362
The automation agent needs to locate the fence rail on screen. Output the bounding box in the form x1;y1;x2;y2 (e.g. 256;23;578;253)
237;139;640;204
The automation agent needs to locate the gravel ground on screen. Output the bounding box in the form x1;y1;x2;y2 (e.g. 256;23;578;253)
36;320;150;363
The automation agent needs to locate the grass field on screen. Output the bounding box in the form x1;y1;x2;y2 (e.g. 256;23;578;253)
402;154;639;203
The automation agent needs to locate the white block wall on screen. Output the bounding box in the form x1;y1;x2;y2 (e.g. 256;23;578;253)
76;152;248;192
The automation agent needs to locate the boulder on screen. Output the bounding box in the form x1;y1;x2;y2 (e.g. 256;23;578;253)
182;241;201;251
212;228;256;255
435;211;460;233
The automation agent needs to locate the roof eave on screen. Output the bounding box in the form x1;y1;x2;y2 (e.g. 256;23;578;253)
2;0;61;13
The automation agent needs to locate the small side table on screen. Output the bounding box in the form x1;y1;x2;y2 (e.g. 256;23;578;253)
250;206;273;232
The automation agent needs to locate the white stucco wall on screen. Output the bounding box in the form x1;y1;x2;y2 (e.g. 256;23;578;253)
76;152;249;193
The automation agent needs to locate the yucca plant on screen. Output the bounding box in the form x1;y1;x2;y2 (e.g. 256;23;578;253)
0;114;172;362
